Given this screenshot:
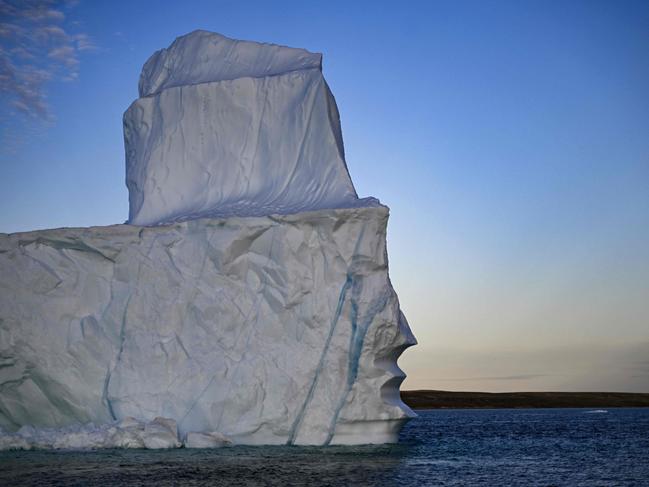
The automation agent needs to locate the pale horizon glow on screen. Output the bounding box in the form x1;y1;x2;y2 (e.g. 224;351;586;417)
1;0;647;392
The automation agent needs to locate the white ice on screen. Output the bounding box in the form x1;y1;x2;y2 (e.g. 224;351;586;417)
0;206;416;447
125;30;359;226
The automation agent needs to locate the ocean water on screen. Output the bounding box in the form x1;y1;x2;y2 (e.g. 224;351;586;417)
1;408;648;486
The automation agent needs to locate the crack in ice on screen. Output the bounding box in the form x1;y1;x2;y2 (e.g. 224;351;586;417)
103;294;132;421
286;272;352;445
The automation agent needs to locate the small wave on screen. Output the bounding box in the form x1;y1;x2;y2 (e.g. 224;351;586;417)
584;410;608;414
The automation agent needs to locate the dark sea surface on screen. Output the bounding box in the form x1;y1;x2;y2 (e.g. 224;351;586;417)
1;408;648;486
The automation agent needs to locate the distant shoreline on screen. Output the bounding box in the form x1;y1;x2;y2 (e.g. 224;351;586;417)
401;390;649;409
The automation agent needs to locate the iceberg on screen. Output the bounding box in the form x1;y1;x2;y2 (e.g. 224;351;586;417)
0;30;416;449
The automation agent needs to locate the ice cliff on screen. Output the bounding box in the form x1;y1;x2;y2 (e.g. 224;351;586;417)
0;30;416;449
125;30;361;226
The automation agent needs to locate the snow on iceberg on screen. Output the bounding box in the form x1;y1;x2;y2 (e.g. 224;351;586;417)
0;31;416;448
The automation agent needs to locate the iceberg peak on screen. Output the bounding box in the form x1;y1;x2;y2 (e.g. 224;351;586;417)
138;30;323;97
125;30;359;226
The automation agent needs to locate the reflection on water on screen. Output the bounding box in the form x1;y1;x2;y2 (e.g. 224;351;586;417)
2;408;649;486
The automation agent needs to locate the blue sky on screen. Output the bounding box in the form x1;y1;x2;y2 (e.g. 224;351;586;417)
1;0;648;391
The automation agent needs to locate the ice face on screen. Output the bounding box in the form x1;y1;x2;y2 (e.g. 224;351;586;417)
125;68;359;226
0;206;416;446
125;30;358;226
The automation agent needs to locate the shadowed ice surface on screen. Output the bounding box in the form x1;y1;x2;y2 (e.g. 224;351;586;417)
1;408;648;486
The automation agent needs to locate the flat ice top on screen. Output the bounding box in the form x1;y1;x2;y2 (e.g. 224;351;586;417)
139;30;322;96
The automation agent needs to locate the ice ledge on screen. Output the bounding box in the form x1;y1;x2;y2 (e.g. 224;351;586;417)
139;30;322;97
0;417;408;450
143;196;381;227
0;417;233;451
1;198;383;238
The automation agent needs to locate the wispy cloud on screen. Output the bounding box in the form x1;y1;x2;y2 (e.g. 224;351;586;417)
0;0;96;121
435;374;551;382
